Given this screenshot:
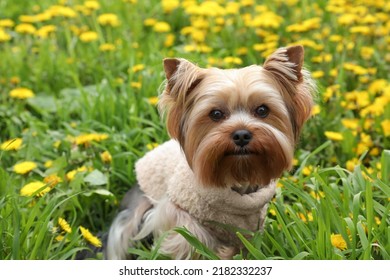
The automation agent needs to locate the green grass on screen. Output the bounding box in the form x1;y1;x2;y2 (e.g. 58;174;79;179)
0;0;389;259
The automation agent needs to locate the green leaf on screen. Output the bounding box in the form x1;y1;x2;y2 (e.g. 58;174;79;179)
293;251;310;260
0;166;8;195
44;156;67;176
381;150;390;184
27;95;57;114
84;170;108;186
357;221;368;250
237;231;266;259
83;189;114;197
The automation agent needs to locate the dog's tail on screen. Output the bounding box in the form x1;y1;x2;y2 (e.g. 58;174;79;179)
105;185;153;259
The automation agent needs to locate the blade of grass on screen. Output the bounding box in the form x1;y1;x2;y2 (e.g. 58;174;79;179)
174;227;220;260
236;231;266;260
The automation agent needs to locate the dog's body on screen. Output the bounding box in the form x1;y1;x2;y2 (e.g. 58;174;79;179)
106;45;315;259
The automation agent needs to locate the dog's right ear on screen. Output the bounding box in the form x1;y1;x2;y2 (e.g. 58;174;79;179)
159;58;204;140
162;58;204;103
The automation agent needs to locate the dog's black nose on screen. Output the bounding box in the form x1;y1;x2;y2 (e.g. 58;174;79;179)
232;130;252;147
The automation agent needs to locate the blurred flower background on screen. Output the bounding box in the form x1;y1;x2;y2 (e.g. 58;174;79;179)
0;0;389;259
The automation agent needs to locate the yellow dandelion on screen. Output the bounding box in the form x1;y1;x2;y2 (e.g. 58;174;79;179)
80;226;102;247
15;23;36;34
350;26;371;35
302;165;313;176
286;17;321;33
147;96;159;106
164;33;175;47
0;19;15;28
10;76;21;85
269;208;276;216
73;133;109;146
341;118;359;131
331;234;347;251
324;131;344;141
131;64;145;73
20;181;51;197
9;87;35;99
44;160;53;168
99;43;116;52
35;25;56;38
48;5;77;18
55;235;66;242
298;212;313;223
312;71;325;79
97;13;120;27
58;218;72;233
311;104;321;116
368;79;387;94
153;21;171;33
1;138;22;151
346;158;360;172
66;166;88;181
162;0;180;13
19;15;36;23
381;120;390;137
44;174;62;188
343;63;368;76
79;31;98;42
251;11;283;29
337;13;358;26
309;190;325;200
144;18;157;26
223;56;243;65
131;82;142;89
329;34;342;42
360;47;374;60
146;142;159;150
100;151;112;163
84;0;100;10
34;11;52;22
0;29;11;42
369;148;380;156
13;161;37;174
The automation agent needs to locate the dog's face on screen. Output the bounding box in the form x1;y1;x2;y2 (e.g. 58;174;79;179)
159;46;315;188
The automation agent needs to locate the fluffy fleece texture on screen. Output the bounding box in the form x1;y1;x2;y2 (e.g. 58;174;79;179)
135;139;276;246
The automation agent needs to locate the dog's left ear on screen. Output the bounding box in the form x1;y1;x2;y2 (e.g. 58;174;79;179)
263;45;315;142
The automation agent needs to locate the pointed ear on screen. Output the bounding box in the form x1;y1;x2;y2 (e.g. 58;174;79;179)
263;45;304;82
163;58;181;80
159;58;204;140
286;45;304;80
161;58;204;101
263;45;315;142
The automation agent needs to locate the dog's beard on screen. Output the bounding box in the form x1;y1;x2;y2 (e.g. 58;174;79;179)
189;125;294;188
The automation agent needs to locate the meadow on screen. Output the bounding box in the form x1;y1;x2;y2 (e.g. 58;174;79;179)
0;0;389;260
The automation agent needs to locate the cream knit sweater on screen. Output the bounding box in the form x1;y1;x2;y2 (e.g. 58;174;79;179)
135;140;276;240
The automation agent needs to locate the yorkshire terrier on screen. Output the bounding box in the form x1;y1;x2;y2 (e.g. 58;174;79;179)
105;45;315;259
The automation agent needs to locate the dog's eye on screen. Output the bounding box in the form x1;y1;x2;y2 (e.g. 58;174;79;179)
209;110;225;121
255;105;269;118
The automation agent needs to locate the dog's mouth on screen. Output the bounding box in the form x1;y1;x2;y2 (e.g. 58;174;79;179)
225;149;257;156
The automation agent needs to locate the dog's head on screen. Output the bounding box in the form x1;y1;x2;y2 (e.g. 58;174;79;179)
159;45;315;188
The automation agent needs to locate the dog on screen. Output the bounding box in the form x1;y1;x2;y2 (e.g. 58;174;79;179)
105;45;315;259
